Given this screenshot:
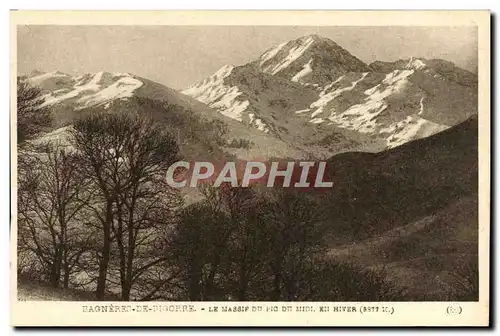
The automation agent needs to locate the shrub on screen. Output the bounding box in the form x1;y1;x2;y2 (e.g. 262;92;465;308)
226;138;253;149
298;260;409;301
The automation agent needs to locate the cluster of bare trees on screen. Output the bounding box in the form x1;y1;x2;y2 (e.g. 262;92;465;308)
18;109;184;300
168;185;412;301
168;185;327;301
18;144;93;288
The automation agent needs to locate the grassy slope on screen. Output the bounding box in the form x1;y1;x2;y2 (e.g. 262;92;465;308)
322;115;478;299
329;196;477;299
322;114;477;239
17;275;119;301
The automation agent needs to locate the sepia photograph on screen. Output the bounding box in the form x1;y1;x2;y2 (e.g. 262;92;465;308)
10;10;490;327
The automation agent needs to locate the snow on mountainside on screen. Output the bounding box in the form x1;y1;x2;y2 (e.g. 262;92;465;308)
183;62;320;137
24;34;477;158
182;65;249;123
28;71;143;109
23;70;312;160
27;70;215;114
25;70;213;126
182;34;477;150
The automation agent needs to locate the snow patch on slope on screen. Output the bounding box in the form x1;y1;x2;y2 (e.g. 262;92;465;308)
248;113;270;133
295;108;311;114
310;117;325;124
321;68;449;145
418;97;425;115
291;58;313;82
263;37;316;75
330;101;388;133
406;57;427;70
381;116;449;148
37;72;143;108
79;76;143;107
328;70;415;133
308;72;368;119
31;126;74;148
211;87;249;121
259;43;286;67
28;71;70;86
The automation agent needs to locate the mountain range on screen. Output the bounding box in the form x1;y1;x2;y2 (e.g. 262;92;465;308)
182;34;477;150
25;34;477;159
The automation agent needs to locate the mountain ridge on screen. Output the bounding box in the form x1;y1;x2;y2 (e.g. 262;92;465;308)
24;69;313;160
182;34;477;150
22;34;478;159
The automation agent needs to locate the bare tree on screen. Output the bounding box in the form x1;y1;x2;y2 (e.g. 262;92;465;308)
169;183;255;301
227;197;272;300
170;202;227;300
112;140;182;300
202;184;258;299
17;143;93;288
70;111;181;300
262;189;327;300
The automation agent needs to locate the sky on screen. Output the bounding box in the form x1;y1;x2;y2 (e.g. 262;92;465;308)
17;25;478;90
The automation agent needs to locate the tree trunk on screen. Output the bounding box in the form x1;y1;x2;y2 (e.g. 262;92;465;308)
96;200;113;300
205;251;222;300
121;280;131;301
187;258;202;301
271;252;282;301
50;252;62;288
237;259;248;301
63;269;70;289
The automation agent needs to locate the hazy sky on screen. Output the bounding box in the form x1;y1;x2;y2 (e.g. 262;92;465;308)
17;25;478;90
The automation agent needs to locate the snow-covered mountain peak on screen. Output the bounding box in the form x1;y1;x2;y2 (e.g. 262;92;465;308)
257;36;317;76
254;34;369;87
183;64;234;94
213;64;235;78
182;34;477;150
178;35;478;152
369;57;478;88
